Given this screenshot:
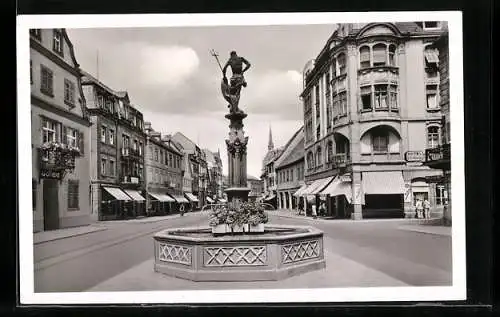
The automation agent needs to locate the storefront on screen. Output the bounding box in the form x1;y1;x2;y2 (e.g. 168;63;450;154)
124;189;146;217
147;191;175;215
361;171;405;218
171;195;190;214
319;175;353;219
184;192;199;210
299;177;334;216
100;186;133;220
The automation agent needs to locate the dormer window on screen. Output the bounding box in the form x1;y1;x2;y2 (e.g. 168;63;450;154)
53;29;63;56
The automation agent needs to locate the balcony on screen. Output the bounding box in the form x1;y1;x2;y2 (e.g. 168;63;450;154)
121;147;142;159
424;143;450;170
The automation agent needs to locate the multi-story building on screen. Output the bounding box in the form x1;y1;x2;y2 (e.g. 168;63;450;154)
203;149;224;204
144;122;184;215
31;28;92;232
275;126;306;211
247;175;264;202
298;22;447;220
260;126;283;208
82;71;146;220
171;132;202;209
198;150;208;208
424;26;451;225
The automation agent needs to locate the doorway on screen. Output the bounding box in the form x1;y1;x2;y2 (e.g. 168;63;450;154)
43;179;60;230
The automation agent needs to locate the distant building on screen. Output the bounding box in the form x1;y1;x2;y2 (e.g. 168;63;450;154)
299;22;447;219
260;126;284;208
144;123;184;215
247;175;264;202
203;148;224;204
31;28;92;232
81;71;146;220
275;126;305;211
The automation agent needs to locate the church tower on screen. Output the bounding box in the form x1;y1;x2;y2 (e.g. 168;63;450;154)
268;125;274;150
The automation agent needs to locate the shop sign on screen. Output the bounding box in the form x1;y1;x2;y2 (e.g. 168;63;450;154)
405;151;425;162
40;168;62;179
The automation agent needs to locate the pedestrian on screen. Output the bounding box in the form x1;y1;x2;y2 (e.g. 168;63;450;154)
415;199;423;219
423;198;431;219
319;201;326;217
312;203;317;219
180;204;185;217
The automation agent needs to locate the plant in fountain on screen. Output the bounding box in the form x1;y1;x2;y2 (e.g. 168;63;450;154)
209;201;268;234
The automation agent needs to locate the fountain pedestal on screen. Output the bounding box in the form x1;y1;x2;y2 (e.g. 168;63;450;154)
224;111;251;204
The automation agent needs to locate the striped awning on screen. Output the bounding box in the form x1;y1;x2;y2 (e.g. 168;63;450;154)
362;171;405;195
148;192;175;202
184;192;199;202
320;177;352;203
301;176;334;196
103;187;131;201
424;50;439;64
171;195;189;203
293;184;308;197
124;189;145;201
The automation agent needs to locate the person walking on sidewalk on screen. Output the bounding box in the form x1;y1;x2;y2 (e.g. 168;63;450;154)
312;203;317;219
319;201;326;217
423;198;431;219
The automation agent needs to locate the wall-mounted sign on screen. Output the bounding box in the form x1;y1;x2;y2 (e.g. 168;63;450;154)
339;174;352;182
40;168;62;180
426;151;444;162
405;151;425;162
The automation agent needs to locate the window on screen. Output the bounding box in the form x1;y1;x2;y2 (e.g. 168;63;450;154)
154;148;159;161
53;29;63;56
389;85;398;109
389;45;397;66
105;99;113;112
40;65;53;96
360;46;371;68
337;53;346;75
427;126;440;148
101;159;107;175
424;47;439;75
374;85;388;109
100;126;107;143
315;85;320;118
109;160;115;176
30;29;42;40
327;141;333;162
373;44;387;66
97;95;105;108
331;58;337;77
68;180;79;210
307;151;314;169
66;127;78;147
64;79;75;106
372;129;389;152
436;184;448;205
133;140;138;151
426;85;439;109
32;179;37;210
423;21;440;29
316;147;322;166
339;91;348;115
316;125;320;140
169;153;173;167
123;135;130;149
361;86;372;110
108;129;114;145
42;118;58;143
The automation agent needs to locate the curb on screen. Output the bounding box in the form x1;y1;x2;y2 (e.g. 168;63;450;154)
397;225;451;237
34;226;108;245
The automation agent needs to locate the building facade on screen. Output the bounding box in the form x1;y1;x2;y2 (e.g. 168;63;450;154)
82;71;146;221
299;22;447;220
424;27;451;225
247;175;264;202
275;126;306;211
144;123;184;215
260;127;283;208
30;28;92;232
203;149;224;204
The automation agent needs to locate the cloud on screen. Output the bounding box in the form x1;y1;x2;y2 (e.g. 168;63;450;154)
137;45;200;88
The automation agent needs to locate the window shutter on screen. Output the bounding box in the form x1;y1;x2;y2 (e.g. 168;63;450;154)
79;131;85;154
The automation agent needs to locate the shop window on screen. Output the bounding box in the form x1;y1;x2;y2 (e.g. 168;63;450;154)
68;180;79;210
359;46;371;68
361;86;372;110
40;65;54;97
427;126;440;148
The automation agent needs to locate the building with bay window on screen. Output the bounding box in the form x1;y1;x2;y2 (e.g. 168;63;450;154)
298;22;448;220
30;28;92;232
81;71;147;220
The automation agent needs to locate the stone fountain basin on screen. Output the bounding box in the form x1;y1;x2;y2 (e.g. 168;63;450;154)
153;225;326;282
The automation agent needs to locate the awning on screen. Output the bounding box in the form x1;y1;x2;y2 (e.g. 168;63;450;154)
206;197;214;203
148;192;175;202
424;50;439;64
124;189;145;201
301;176;334;196
184;192;199;202
264;194;276;201
362;171;405;195
320;177;352;203
103;187;132;201
171;195;189;203
293;184;308;197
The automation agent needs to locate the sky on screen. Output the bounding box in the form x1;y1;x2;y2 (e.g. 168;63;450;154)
67;24;336;177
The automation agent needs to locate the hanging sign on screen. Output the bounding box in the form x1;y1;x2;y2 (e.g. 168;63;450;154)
40;168;63;180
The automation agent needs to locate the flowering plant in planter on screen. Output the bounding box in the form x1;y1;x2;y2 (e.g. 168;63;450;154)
209;201;268;234
40;142;81;156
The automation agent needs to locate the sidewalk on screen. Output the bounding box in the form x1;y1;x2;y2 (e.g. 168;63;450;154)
269;209;444;225
397;225;451;237
34;225;107;245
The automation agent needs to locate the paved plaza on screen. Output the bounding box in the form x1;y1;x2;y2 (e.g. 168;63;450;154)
33;210;452;293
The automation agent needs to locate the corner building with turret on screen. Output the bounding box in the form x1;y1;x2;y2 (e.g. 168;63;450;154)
299;22;450;219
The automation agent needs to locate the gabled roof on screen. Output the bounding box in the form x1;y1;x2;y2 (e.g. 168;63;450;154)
171;132;197;152
80;69;119;97
274;125;303;167
262;146;284;166
275;129;305;169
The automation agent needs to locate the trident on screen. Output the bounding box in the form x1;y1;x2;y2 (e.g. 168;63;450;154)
210;49;224;74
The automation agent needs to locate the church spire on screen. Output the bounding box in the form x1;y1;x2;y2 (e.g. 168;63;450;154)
268;125;274;150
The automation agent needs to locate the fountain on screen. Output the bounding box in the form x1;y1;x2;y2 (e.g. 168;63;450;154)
152;50;325;281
